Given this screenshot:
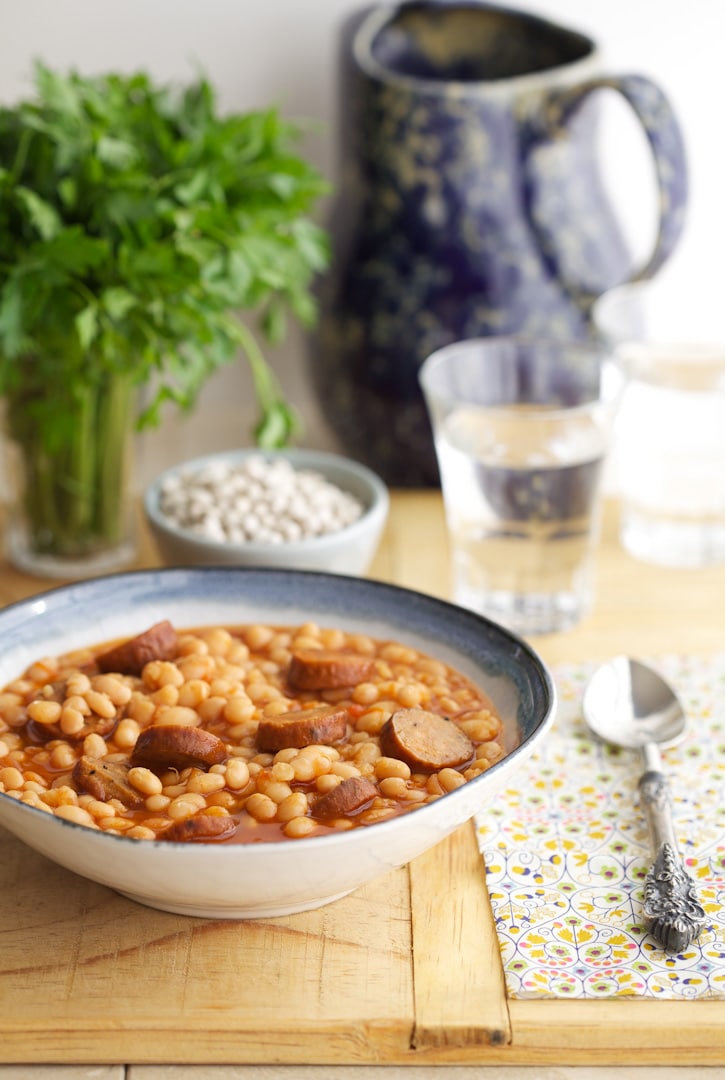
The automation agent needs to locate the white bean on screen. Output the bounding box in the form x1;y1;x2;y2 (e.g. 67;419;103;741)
158;457;365;545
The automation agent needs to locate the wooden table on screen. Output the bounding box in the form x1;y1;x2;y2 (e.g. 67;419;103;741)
373;491;725;666
1;493;723;664
1;493;724;1067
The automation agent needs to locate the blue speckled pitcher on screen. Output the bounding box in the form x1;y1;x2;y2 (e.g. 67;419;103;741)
311;1;688;486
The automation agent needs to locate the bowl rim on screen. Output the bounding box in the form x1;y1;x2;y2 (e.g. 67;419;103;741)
143;448;390;553
0;565;557;855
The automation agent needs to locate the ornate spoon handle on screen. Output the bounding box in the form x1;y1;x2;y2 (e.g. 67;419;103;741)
639;757;707;953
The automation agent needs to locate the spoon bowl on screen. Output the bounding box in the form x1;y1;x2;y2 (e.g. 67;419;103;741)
583;656;687;751
583;656;706;954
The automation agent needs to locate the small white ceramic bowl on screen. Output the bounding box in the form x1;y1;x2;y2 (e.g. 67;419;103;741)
144;448;389;575
0;568;555;919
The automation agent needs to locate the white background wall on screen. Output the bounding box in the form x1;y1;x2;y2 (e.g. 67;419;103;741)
0;0;721;487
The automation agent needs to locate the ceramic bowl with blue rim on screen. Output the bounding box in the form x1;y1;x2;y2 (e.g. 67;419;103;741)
0;568;555;918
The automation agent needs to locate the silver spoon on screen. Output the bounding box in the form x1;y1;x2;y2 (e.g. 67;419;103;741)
582;656;706;953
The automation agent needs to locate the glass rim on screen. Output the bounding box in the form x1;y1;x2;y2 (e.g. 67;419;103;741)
418;335;624;418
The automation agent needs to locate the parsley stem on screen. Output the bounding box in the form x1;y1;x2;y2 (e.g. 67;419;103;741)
234;319;299;448
10;128;32;182
6;367;134;559
235;319;279;411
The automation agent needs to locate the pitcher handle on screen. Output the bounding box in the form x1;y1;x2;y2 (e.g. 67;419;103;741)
534;73;688;290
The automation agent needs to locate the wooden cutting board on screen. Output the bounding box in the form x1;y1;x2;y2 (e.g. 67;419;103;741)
1;820;723;1066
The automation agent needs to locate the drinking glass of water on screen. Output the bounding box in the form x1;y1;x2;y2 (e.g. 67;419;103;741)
419;337;624;636
595;276;725;568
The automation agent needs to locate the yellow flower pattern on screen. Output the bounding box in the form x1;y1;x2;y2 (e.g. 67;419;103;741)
475;654;725;998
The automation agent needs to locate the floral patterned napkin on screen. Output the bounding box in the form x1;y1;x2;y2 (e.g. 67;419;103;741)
475;653;725;999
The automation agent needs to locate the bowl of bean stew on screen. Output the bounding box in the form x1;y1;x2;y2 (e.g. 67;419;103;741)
0;567;555;918
143;448;389;574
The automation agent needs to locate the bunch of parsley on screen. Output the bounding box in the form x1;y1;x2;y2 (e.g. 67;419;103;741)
0;64;329;557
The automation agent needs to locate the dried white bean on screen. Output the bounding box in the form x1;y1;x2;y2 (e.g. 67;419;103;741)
158;456;365;545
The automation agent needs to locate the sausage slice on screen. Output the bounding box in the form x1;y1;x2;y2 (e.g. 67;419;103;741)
72;756;145;808
25;714;117;746
131;725;227;772
380;708;474;772
256;704;348;752
96;621;178;676
160;814;239;843
287;650;376;690
313;776;378;819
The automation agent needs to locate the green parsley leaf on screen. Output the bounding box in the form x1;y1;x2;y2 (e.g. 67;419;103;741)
75;304;98;350
0;63;330;449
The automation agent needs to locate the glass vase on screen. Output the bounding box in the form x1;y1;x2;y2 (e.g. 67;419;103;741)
3;369;137;578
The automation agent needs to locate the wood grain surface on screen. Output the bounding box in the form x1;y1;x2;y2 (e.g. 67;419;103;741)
1;494;724;1065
